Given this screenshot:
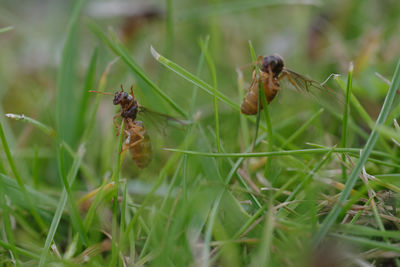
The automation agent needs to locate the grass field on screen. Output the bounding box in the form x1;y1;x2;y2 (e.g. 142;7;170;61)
1;0;400;266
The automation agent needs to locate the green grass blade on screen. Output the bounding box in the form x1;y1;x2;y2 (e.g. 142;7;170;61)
0;122;46;232
38;144;86;267
248;40;275;179
58;144;88;245
331;233;400;253
334;75;373;127
250;200;274;266
341;62;353;180
283;146;336;203
313;58;400;246
0;26;13;34
248;41;263;152
5;113;56;137
200;37;221;152
151;45;239;111
164;147;395;159
75;47;98;142
339;224;400;240
89;23;187;118
0;170;19;264
83;57;118;142
123;150;183;243
281;108;324;149
150;46;269;132
110;121;124;267
203;196;222;265
56;0;87;147
0;240;39;260
237;69;250;149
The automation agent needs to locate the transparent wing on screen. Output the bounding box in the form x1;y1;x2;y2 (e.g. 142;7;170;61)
281;69;344;104
137;106;190;135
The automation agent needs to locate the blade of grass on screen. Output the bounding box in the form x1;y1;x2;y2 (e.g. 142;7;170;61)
181;35;209;201
334;75;392;153
164;147;396;159
83;57;118;141
75;47;98;142
281;108;324;149
0;122;46;232
248;41;263;152
236;68;250;149
89;23;187;118
331;233;400;253
38;144;86;267
0;173;57;210
203;197;221;266
313;58;400;246
122;146;183;249
110;121;125;267
0;26;13;34
58;143;88;245
341;62;353;180
248;41;274;177
150;46;271;133
340;224;400;240
0;170;19;264
0;240;39;260
200;37;221;152
260;87;273;177
56;0;87;148
5;114;56;137
250;199;274;266
151;46;239;111
283;146;336;203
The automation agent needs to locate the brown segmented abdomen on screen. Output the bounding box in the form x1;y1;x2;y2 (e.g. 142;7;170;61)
241;84;260;115
129;121;152;168
241;71;280;115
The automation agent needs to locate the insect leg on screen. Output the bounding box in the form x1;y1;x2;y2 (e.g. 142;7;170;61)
280;72;302;92
113;111;123;135
247;69;258;92
120;128;145;153
267;68;280;91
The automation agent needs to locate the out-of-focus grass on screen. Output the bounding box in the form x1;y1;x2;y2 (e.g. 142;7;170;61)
1;0;400;266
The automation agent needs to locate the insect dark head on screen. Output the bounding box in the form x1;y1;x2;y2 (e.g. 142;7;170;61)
113;91;132;105
261;54;285;77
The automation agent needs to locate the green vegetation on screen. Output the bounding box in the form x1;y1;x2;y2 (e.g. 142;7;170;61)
1;0;400;266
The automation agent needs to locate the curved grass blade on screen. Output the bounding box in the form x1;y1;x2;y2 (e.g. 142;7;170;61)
89;23;187;119
150;46;270;133
0;26;13;34
0;122;46;232
313;58;400;246
341;62;353;180
39;144;86;266
5;114;56;137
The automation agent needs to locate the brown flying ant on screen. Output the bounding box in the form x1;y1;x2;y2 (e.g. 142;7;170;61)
90;85;151;168
241;54;331;115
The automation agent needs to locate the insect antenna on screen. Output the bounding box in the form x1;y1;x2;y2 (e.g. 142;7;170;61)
88;90;114;96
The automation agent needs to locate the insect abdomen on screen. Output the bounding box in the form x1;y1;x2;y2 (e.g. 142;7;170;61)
241;72;280;115
131;135;151;168
241;84;260;115
130;124;152;168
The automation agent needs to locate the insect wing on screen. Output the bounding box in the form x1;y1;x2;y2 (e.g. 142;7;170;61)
282;69;344;104
137;106;189;134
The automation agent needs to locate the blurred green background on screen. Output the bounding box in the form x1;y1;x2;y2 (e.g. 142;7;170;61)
0;0;400;266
